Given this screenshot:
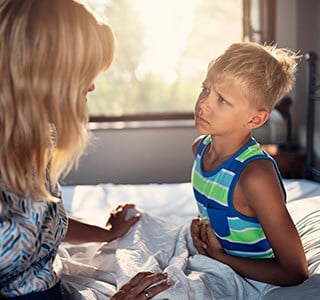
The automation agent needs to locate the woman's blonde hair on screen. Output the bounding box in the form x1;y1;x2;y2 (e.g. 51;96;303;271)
0;0;114;201
207;42;300;112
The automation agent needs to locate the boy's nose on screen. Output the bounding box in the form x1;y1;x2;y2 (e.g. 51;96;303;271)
199;97;210;111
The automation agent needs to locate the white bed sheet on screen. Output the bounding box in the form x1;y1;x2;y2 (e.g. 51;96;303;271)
56;179;320;299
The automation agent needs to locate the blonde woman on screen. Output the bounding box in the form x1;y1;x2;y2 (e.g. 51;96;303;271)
0;0;170;299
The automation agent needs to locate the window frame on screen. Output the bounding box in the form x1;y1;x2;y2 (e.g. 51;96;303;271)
89;0;275;124
243;0;275;43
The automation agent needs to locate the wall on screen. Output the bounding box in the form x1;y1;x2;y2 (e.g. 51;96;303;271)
64;122;198;185
64;120;273;185
295;0;320;147
295;0;320;167
276;0;320;148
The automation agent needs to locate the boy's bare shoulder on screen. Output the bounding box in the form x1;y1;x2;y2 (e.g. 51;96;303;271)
239;159;285;212
192;135;206;155
240;158;279;189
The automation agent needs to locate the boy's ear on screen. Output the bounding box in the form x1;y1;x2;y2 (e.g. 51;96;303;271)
248;110;269;129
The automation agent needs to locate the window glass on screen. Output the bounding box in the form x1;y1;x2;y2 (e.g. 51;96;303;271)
82;0;243;117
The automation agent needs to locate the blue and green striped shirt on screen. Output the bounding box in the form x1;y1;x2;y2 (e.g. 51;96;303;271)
0;174;68;297
191;135;285;259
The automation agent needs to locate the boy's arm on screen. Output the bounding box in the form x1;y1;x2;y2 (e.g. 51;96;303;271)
199;160;308;286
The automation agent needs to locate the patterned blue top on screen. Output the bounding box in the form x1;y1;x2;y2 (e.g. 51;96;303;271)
192;135;286;259
0;174;68;297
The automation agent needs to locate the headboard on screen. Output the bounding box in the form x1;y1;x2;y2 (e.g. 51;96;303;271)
305;52;320;181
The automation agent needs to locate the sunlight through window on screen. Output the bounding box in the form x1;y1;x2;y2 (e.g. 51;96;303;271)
82;0;243;117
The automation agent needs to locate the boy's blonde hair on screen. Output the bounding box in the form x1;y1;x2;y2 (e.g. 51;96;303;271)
207;42;300;112
0;0;114;201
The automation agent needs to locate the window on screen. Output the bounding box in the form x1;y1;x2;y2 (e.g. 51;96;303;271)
82;0;274;120
243;0;275;43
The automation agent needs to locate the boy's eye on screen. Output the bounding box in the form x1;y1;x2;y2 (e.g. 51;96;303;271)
218;95;227;104
199;86;210;99
203;86;210;94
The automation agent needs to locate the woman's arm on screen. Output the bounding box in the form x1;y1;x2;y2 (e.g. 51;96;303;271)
64;204;140;243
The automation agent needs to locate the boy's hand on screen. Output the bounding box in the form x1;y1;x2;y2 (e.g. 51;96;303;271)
201;220;224;258
190;217;208;255
190;217;224;258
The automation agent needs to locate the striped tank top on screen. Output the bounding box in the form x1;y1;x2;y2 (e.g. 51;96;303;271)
191;135;285;259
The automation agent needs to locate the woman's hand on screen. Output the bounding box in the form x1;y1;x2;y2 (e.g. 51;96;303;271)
111;272;172;300
65;204;140;243
106;204;140;241
190;217;224;258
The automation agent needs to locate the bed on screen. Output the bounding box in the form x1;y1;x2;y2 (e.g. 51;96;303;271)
56;53;320;299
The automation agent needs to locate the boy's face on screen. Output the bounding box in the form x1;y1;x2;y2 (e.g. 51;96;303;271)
194;77;257;136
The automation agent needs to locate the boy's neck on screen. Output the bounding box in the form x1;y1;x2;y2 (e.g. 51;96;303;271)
208;133;252;161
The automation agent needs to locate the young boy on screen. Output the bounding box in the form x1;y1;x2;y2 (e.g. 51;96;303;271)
190;42;308;286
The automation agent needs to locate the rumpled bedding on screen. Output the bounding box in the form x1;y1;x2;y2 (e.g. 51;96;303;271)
55;179;320;299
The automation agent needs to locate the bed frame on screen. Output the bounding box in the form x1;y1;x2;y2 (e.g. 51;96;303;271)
305;52;320;181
